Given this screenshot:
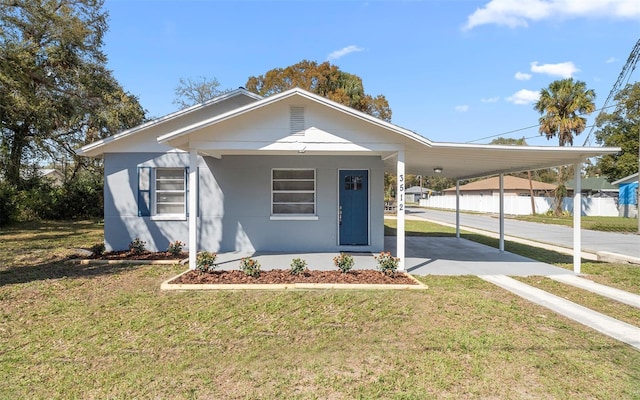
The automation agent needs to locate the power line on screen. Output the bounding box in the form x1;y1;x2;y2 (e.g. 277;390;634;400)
582;38;640;146
521;123;598;144
466;103;620;144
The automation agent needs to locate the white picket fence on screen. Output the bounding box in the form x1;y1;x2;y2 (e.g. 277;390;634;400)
418;195;619;216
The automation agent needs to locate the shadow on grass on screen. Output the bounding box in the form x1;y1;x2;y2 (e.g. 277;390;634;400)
0;260;139;287
384;225;456;237
460;233;575;265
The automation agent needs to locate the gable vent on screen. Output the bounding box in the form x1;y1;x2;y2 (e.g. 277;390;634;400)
290;106;305;135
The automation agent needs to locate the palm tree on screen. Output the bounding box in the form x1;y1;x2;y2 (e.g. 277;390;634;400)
534;78;596;215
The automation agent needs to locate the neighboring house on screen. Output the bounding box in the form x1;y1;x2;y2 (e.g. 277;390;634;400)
405;186;436;202
442;175;555;197
566;177;618;198
39;169;65;186
77;87;617;270
612;173;639;218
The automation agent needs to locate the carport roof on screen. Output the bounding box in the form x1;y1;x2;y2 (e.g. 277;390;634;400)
398;142;619;180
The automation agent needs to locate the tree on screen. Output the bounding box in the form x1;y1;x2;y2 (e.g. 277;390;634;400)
173;76;229;109
246;60;392;121
594;82;640;182
535;78;596;146
0;0;145;188
534;78;596;215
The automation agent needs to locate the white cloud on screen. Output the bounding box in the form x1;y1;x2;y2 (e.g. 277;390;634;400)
481;96;500;103
606;57;617;64
455;105;470;112
463;0;640;30
530;61;579;78
327;45;364;61
507;89;540;105
515;72;532;81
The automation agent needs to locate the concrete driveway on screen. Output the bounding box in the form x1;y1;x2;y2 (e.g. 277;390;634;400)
409;207;640;261
384;236;571;276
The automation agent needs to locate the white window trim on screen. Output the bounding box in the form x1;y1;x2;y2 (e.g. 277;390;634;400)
270;168;317;220
152;168;187;220
270;215;319;221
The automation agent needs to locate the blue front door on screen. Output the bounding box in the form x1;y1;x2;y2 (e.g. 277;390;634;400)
339;170;368;245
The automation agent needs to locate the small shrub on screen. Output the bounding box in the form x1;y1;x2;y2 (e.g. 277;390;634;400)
374;251;399;276
290;257;308;275
167;240;185;257
90;242;105;257
333;252;354;273
239;257;261;277
128;237;146;255
196;251;217;273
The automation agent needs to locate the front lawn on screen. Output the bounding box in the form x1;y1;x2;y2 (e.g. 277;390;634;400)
1;221;639;398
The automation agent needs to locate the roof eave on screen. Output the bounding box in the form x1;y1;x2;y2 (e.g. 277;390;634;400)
76;88;263;157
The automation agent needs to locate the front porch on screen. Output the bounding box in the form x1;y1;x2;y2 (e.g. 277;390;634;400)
210;236;571;276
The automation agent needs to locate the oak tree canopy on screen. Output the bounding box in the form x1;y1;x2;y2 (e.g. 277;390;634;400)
245;60;392;122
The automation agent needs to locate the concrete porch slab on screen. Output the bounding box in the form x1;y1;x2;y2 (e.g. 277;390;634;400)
208;236;571;277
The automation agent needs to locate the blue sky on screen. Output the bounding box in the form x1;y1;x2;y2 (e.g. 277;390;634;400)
103;0;640;144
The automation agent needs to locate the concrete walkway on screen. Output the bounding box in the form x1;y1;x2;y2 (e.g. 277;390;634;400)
480;275;640;350
549;274;640;309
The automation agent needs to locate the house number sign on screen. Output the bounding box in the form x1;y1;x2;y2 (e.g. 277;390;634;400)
398;174;404;211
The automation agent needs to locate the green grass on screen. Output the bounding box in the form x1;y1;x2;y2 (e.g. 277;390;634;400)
1;221;640;398
514;214;639;233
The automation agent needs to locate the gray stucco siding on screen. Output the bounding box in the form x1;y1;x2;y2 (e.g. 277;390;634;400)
104;152;384;254
200;155;384;253
103;152;192;252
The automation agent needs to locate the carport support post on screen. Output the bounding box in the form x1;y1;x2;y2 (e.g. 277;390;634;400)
188;149;198;270
455;180;460;238
397;150;405;271
573;161;582;274
499;174;505;252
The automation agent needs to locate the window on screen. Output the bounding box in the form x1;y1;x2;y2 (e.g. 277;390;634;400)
272;169;315;215
155;168;186;215
344;175;363;191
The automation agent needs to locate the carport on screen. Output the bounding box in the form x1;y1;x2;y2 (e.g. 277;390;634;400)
385;142;620;273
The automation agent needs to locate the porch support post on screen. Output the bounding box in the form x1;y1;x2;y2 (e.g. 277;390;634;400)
455;180;460;238
188;148;198;270
573;161;582;274
397;150;405;271
499;173;505;252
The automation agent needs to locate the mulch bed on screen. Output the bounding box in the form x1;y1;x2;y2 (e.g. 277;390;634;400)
170;269;418;285
76;251;418;285
88;251;188;261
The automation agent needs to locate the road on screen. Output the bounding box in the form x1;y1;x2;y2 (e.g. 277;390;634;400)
407;207;640;260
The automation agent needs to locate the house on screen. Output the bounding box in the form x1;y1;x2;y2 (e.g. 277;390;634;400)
77;87;618;271
39;168;65;186
442;175;556;197
405;186;436;202
612;173;639;218
566;177;618;198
